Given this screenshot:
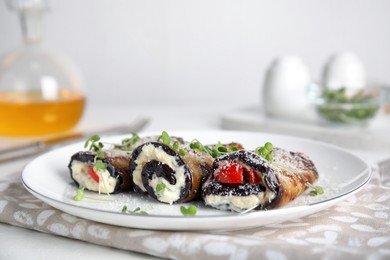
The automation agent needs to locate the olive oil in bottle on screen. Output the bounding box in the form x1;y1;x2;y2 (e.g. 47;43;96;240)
0;90;85;136
0;0;86;136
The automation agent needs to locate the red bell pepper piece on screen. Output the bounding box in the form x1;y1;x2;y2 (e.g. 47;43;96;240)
215;163;244;184
244;169;261;185
88;167;100;182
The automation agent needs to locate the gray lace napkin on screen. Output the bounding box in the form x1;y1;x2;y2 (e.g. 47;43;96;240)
1;170;389;260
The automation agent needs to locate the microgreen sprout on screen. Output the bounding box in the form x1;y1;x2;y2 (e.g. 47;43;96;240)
95;150;105;160
114;133;140;151
73;187;85;201
156;182;166;192
189;141;204;151
93;149;107;172
179;149;186;156
93;159;108;173
158;131;186;156
190;140;217;158
172;141;179;151
84;135;104;152
159;132;236;159
306;183;324;196
207;141;241;158
190;140;239;158
122;206;148;215
160;131;170;145
255;142;273;161
215;142;228;154
180;205;197;216
84;135;108;173
230;145;239;151
172;141;186;156
206;147;220;158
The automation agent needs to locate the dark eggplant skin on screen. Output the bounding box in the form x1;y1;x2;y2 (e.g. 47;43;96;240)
129;141;213;203
202;150;282;210
68;151;133;194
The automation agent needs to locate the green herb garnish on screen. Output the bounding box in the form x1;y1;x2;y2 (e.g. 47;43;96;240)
255;142;273;161
84;135;108;173
95;150;105;159
180;205;197;216
156;182;166;192
122;206;148;215
172;141;179;151
93;159;108;173
84;135;104;151
306;183;324;196
114;133;140;151
93;149;107;172
190;141;203;151
179;149;186;156
73;187;85;201
230;145;239;151
161;131;170;145
158;131;187;156
190;140;230;158
172;141;186;156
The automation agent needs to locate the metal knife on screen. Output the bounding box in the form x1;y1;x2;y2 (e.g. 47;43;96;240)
0;117;149;163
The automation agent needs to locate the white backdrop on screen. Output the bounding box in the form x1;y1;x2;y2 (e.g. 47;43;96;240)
1;0;390;107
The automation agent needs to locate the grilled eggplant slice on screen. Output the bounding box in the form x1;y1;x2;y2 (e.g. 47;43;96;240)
68;150;132;194
202;150;279;212
202;148;318;212
270;147;319;206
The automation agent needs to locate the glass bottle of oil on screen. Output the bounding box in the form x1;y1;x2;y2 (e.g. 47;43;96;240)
0;0;86;136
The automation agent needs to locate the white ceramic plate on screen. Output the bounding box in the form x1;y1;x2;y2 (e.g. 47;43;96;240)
22;130;371;231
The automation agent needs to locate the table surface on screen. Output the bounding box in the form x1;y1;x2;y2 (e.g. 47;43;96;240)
0;104;225;260
1;104;389;259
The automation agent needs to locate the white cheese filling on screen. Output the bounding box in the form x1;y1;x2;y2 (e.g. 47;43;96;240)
71;160;118;194
133;144;187;204
149;177;185;204
204;192;276;212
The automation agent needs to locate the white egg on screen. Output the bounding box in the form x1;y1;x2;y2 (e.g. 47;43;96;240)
262;56;315;121
322;52;366;90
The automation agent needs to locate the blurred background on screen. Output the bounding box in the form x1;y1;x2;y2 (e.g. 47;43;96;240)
1;0;389;108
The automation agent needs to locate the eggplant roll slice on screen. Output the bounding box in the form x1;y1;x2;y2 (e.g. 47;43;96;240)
129;141;213;204
202;150;279;212
270;147;318;206
68;150;133;194
202;148;318;212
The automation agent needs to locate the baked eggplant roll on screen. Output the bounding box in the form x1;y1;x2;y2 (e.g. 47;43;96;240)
129;141;214;204
68;150;133;194
270;147;319;206
202;148;318;212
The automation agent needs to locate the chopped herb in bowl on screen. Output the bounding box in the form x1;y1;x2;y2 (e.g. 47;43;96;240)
316;87;384;125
